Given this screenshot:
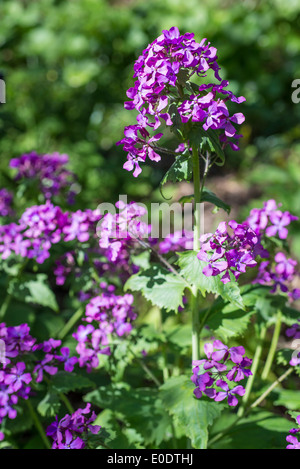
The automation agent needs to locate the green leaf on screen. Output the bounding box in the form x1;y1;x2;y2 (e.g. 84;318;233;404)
176;251;245;310
160;152;192;186
51;371;95;393
94;409;145;449
210;409;292;449
273;389;300;411
188;125;225;166
201;188;231;214
205;128;225;166
206;305;255;341
8;273;58;312
37;392;61;417
178;189;231;214
287;411;300;424
160;376;223;449
124;264;187;312
85;384;172;446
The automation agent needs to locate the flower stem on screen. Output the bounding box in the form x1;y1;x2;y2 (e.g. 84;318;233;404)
249;366;294;409
57;306;85;340
26;400;51;449
128;346;161;387
261;310;282;381
237;325;267;417
191;145;202;362
192;145;201;252
59;392;75;414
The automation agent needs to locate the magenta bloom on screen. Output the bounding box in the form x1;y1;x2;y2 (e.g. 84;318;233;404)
4;362;32;392
214;380;245;407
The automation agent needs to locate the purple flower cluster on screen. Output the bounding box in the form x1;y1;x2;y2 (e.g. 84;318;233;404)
245;199;298;240
0;189;14;217
10;152;78;203
98;201;149;262
197;220;259;284
191;340;252;406
0;324;34;425
73;285;136;372
118;27;245;177
286;415;300;449
0;202;101;264
46;403;101;449
0;322;78;440
158;230;193;254
242;199;300;299
254;252;300;300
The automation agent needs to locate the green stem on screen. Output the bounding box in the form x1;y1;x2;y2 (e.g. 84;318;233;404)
128;346;161;387
59;392;75;414
26;400;51;449
261;311;282;381
191;145;202;362
57;306;85;340
249;366;294;409
0;294;12;320
237;325;267;417
192;145;201;252
191;288;200;361
208;366;294;448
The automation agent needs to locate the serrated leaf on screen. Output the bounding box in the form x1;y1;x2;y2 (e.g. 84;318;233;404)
177;251;245;310
206;307;255;341
188;125;225;166
124;264;187;312
160;153;192;186
51;371;95;393
85;385;172;446
8;273;58;312
37;392;61;417
160;376;223;449
94;410;145;449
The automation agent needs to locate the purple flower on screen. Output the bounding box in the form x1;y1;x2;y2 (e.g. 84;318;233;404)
55;348;78;373
286;435;300;449
47;403;101;450
214;380;245;406
118;27;245;176
4;362;32;392
191;340;251;406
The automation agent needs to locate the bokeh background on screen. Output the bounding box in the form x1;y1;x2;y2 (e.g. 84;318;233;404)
1;0;300;249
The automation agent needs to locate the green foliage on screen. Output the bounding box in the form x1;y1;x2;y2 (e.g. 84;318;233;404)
176;251;245;310
160;152;192;186
84;384;173;447
210;410;292;449
37;392;61;418
8;273;58;312
200;188;231;214
51;371;95;394
160;376;223;449
124;264;187;312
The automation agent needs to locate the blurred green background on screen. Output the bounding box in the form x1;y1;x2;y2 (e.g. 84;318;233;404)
0;0;299;245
